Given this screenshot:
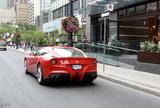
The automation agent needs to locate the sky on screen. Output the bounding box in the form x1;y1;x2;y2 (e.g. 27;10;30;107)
0;0;7;9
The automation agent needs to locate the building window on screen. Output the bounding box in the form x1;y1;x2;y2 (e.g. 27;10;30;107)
127;7;135;16
119;9;126;17
51;0;56;3
136;5;145;14
73;0;80;10
65;4;69;17
63;6;65;17
109;22;117;41
73;0;80;15
158;1;160;10
147;2;157;12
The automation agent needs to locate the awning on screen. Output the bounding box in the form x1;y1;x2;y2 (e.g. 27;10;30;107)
79;0;147;15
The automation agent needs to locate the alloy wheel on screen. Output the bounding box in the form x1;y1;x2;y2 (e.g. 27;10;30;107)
37;65;45;85
24;60;29;74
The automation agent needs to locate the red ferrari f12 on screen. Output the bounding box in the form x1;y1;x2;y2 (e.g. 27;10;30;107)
24;46;97;85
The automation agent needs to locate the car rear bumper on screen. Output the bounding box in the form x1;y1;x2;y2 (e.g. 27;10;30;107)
47;73;70;82
46;72;97;82
83;72;97;81
0;46;7;50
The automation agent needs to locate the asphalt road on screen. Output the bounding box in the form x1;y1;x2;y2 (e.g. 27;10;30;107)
0;49;160;108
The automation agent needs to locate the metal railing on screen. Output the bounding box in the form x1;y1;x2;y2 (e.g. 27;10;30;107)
75;42;138;71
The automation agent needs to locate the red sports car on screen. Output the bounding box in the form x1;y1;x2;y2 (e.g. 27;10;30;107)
24;46;97;85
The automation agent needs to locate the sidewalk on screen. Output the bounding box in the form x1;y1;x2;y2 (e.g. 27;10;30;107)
9;47;160;97
98;64;160;97
9;47;32;54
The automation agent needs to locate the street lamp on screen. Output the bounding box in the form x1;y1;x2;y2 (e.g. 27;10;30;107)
68;0;76;47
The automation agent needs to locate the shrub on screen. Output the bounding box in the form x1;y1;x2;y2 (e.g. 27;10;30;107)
140;41;158;52
157;42;160;52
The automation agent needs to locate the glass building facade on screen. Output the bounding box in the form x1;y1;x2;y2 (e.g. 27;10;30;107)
0;0;7;9
83;0;160;50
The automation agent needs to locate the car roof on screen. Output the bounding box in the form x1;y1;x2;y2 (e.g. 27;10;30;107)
42;46;87;56
34;46;89;58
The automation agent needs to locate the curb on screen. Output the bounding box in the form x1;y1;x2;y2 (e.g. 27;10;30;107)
8;47;28;54
98;74;160;97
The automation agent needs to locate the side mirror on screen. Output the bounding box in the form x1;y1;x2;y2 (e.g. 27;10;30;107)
29;51;35;56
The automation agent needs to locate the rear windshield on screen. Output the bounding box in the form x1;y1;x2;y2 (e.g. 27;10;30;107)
54;48;84;57
0;40;6;45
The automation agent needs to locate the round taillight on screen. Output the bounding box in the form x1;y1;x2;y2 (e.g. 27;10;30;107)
93;59;97;64
51;60;57;65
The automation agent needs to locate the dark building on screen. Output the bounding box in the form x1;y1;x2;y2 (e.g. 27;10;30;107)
83;0;160;49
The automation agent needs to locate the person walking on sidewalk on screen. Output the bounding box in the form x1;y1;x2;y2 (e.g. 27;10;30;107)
24;42;28;51
30;42;34;51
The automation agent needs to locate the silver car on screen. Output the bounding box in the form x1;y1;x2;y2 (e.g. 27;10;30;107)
0;40;7;50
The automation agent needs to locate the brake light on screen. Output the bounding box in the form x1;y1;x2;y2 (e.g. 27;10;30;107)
51;59;57;65
93;59;97;64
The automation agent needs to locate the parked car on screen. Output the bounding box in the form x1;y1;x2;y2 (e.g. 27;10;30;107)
24;46;97;85
0;38;7;50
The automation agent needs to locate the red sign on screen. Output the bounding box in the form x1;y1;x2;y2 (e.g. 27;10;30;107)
105;4;114;11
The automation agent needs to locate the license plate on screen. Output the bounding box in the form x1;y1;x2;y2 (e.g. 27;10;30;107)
72;65;82;70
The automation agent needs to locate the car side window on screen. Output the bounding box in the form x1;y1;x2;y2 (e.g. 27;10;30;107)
35;49;48;56
41;49;48;56
34;50;41;56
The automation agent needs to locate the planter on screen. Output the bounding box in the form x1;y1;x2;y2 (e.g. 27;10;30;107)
138;51;160;64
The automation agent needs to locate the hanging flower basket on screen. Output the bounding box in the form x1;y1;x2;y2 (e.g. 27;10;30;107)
61;16;79;33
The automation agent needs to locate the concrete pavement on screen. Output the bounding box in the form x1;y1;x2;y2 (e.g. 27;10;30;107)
98;64;160;97
9;47;160;97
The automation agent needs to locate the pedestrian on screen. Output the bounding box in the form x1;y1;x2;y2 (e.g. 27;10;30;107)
30;42;34;51
13;43;16;48
24;42;28;51
9;41;13;48
108;37;113;46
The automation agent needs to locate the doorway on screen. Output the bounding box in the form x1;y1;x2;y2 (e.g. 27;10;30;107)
148;16;157;42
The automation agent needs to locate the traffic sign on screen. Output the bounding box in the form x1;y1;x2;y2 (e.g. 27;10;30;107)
101;12;110;17
105;4;114;11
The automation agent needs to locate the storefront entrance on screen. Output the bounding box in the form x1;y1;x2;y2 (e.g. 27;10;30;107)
90;14;118;44
90;12;160;50
148;16;158;42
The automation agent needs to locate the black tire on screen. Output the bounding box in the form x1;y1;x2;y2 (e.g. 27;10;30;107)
37;64;46;85
24;60;29;74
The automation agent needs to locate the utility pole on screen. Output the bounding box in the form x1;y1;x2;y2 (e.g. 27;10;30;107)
101;4;114;72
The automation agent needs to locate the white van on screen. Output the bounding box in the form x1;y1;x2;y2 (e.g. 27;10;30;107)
0;39;7;50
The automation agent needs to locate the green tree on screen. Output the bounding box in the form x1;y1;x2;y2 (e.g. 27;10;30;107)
0;23;50;46
20;30;50;46
18;23;38;31
0;23;15;34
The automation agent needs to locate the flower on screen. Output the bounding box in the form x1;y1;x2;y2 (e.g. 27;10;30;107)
140;41;158;52
61;16;79;33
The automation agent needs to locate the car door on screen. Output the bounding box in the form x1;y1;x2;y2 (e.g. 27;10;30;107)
26;55;35;72
27;50;40;73
32;49;49;74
